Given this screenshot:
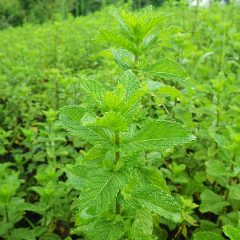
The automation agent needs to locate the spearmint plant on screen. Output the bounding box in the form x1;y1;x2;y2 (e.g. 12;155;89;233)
99;6;190;122
59;72;195;239
59;7;195;240
99;7;189;84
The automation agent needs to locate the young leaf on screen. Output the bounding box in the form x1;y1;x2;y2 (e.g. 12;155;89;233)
125;120;195;152
143;34;158;49
111;48;135;70
59;105;113;146
99;29;138;54
144;58;189;82
95;111;128;132
81;79;105;106
119;70;140;99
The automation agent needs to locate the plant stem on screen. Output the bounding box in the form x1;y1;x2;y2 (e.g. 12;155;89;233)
5;206;11;236
5;205;9;223
115;131;121;214
115;131;120;162
116;191;121;214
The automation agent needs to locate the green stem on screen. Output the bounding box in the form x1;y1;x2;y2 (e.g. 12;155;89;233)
115;131;120;162
220;24;226;72
5;206;11;236
115;131;121;214
5;205;9;223
24;216;35;229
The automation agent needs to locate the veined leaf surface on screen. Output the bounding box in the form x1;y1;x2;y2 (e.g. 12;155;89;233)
144;58;189;82
193;231;225;240
125;120;195;151
223;225;240;240
78;169;128;214
59;105;113;146
131;185;182;223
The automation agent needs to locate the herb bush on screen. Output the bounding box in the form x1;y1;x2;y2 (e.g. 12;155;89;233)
0;1;240;240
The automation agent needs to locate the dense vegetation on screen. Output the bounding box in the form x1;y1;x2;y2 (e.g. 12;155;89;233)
0;0;165;30
0;1;240;240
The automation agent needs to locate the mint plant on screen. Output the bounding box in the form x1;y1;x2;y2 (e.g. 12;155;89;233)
58;7;195;240
99;7;189;83
59;71;195;239
99;7;189;122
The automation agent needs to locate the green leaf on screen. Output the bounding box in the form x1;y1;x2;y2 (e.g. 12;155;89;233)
84;146;108;161
111;48;135;70
138;166;170;194
119;70;140;99
130;209;153;240
147;81;182;99
125;120;195;151
200;189;230;215
111;8;163;44
144;58;189;82
59;105;112;146
99;29;138;54
74;218;125;240
223;225;240;240
193;231;225;240
121;87;147;121
96;111;128;132
131;185;182;223
206;160;231;178
66;163;97;190
78;169;128;214
81;79;105;106
228;185;240;201
9;228;36;240
103;86;126;112
143;34;158;49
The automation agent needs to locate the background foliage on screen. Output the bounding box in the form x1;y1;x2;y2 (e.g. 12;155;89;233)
0;0;240;239
0;0;167;30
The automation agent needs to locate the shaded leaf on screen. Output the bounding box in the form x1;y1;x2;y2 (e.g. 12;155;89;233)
200;189;230;215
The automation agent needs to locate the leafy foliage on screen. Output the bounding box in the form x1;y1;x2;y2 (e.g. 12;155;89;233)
59;71;194;238
1;1;240;239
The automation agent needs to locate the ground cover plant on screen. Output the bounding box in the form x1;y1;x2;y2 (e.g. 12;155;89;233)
0;1;240;239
